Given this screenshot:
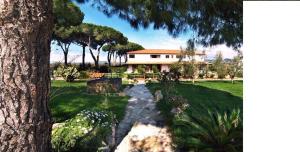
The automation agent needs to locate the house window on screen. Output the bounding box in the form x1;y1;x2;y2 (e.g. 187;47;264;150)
129;54;135;58
166;55;169;58
150;55;160;58
171;55;174;58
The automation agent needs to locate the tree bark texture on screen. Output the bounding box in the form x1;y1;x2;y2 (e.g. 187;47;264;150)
0;0;53;152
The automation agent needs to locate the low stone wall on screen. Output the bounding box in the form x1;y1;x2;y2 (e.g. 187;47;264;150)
87;78;122;94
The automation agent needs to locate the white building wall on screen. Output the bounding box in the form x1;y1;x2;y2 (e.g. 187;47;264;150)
161;65;170;72
127;54;205;63
126;65;133;73
126;53;206;73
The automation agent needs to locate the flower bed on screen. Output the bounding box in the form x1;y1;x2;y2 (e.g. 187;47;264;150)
51;110;113;152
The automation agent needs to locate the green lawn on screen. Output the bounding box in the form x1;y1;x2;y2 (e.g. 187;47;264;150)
146;80;243;149
147;81;242;114
50;80;129;123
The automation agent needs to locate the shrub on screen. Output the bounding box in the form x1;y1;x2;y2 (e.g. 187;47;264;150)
133;78;138;84
110;66;127;73
199;73;204;79
79;71;90;79
176;108;243;151
169;95;189;115
182;62;197;79
158;71;189;114
158;71;176;98
53;65;80;82
51;62;64;71
216;64;227;79
169;63;182;82
127;74;135;80
137;65;146;74
51;110;112;152
99;65;109;73
236;71;243;78
152;65;159;73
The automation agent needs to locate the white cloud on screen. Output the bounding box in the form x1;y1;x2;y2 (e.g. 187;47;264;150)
204;44;241;59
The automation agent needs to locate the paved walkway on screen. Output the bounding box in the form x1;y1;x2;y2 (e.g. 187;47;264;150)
114;84;173;152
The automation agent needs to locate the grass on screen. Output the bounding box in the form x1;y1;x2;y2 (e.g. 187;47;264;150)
50;80;129;123
147;81;242;114
146;80;243;150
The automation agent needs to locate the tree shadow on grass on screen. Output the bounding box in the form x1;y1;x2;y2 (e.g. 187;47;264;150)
163;83;243;151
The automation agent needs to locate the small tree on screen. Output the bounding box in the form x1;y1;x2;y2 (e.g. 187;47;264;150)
103;42;144;66
213;52;227;79
183;62;196;78
169;62;182;83
137;65;146;79
152;65;159;73
183;39;198;83
227;55;243;83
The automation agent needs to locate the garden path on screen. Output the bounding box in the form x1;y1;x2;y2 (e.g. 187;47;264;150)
114;83;173;152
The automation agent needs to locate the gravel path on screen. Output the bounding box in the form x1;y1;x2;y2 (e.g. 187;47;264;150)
114;84;173;152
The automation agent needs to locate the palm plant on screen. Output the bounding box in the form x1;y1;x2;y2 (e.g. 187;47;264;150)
176;108;242;152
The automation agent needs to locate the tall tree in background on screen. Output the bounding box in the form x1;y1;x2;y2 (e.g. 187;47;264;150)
52;0;84;65
103;42;144;66
72;23;95;68
73;23;127;68
53;26;76;65
76;0;242;50
92;26;128;68
0;1;53;151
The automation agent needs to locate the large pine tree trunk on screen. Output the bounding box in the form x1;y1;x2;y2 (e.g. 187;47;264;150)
0;0;53;151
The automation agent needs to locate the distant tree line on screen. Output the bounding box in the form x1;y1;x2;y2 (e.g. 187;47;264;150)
52;0;143;70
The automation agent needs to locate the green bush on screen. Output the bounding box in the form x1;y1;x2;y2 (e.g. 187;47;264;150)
145;73;159;79
216;64;227;79
152;65;159;73
78;71;90;79
182;63;197;79
127;74;135;79
51;62;64;71
136;65;146;75
110;66;127;73
175;109;243;151
51;110;112;152
236;71;243;78
199;73;204;79
169;63;182;82
53;65;80;82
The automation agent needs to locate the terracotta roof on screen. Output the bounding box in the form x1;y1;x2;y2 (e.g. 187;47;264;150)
127;49;205;55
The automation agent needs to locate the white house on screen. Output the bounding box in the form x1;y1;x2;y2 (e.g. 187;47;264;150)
126;49;207;73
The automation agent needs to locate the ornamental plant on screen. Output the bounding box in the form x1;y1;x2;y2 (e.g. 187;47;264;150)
53;65;80;82
51;110;112;152
175;108;243;151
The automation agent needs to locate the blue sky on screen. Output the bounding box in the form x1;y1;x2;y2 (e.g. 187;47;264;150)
50;2;238;63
